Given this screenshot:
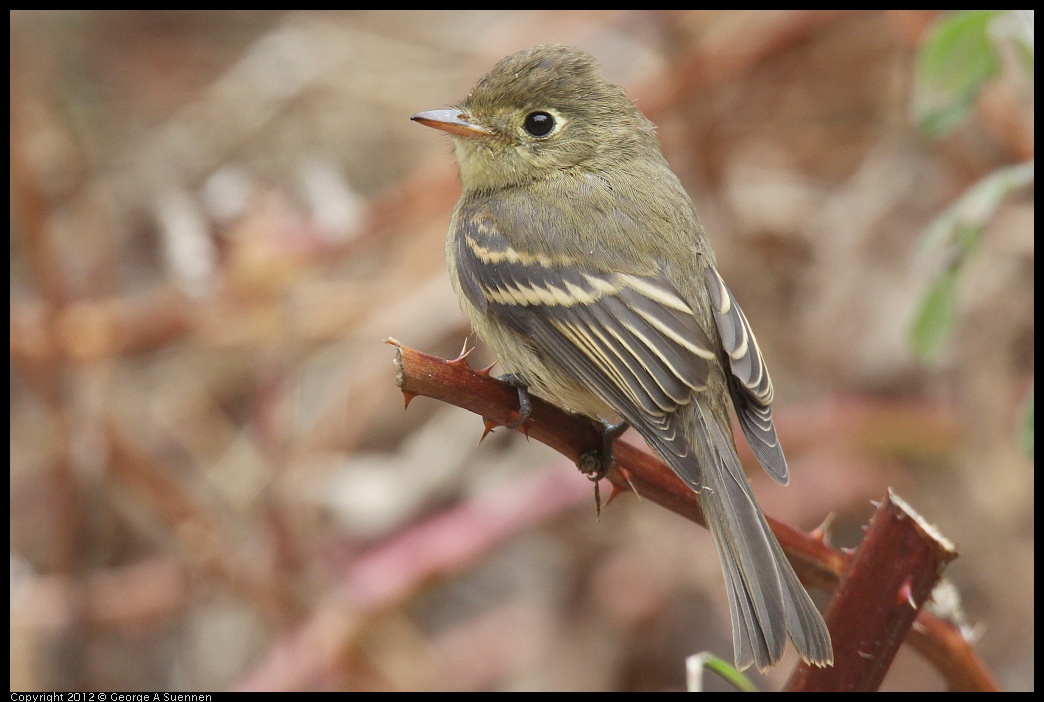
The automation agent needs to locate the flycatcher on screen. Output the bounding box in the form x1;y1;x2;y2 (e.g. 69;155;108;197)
413;44;832;671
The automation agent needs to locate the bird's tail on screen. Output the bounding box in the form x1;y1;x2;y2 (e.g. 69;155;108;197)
657;406;834;671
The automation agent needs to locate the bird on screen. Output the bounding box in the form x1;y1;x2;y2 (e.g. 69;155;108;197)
412;44;833;671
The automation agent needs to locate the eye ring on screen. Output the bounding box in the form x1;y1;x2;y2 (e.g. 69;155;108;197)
523;111;555;137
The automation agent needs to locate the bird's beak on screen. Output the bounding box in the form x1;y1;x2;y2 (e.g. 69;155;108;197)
411;110;491;139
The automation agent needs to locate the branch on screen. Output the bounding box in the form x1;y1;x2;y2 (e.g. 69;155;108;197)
388;339;999;691
786;491;958;691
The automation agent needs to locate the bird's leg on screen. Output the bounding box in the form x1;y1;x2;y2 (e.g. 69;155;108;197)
496;374;532;429
579;420;630;517
578;420;630;480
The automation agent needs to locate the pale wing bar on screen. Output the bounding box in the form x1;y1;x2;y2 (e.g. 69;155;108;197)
456;218;717;471
704;266;788;484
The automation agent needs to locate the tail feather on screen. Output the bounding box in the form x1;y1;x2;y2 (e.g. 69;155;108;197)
642;405;833;671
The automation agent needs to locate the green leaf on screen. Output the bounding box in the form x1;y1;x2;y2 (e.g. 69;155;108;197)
685;652;758;692
911;263;961;362
911;160;1034;361
920;160;1035;256
914;10;1004;137
952;160;1036;231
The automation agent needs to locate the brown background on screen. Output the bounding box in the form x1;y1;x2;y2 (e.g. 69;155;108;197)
10;10;1033;692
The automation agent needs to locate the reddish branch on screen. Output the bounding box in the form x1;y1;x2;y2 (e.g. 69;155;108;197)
786;492;958;691
389;339;999;691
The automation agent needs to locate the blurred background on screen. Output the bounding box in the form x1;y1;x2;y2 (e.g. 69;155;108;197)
9;10;1033;692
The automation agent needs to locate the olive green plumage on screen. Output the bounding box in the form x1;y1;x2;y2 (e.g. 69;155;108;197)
413;44;832;671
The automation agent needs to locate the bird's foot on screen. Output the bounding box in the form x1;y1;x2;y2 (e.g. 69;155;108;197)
496;374;532;430
578;420;629;516
578;420;630;480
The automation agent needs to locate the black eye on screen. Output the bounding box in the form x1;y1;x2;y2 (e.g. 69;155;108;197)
523;111;555;137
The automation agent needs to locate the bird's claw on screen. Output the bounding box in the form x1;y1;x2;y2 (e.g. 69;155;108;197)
579;420;629;481
497;374;532;429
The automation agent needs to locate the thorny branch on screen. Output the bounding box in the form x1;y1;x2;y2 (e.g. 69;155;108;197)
390;339;999;692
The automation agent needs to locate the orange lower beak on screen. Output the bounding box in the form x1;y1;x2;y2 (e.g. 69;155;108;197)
411;110;491;139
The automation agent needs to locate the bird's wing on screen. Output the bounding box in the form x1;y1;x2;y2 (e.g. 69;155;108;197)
454;205;718;483
703;266;788;484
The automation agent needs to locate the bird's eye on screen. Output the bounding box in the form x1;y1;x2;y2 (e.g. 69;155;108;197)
523;111;555;137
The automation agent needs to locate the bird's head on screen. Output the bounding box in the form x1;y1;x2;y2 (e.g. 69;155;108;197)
413;44;658;193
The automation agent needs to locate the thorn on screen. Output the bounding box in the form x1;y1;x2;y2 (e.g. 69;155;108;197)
897;577;918;609
449;336;475;365
476;362;497;377
593;479;602;520
809;512;834;545
519;421;530;440
448;350;473;368
402;390;417;410
448;337;474;367
869;499;881;508
616;467;641;500
478;418;497;445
